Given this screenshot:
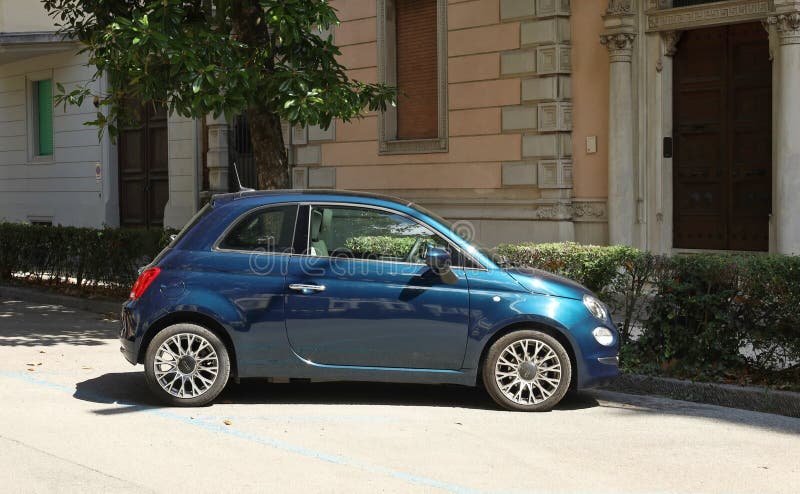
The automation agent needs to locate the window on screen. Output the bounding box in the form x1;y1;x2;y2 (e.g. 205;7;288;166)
219;205;298;253
32;79;53;157
396;0;437;139
307;205;458;265
377;0;448;154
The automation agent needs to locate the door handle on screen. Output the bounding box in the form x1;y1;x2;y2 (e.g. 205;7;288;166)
289;283;326;294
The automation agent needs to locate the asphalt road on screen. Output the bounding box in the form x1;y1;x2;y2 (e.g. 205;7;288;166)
0;297;798;494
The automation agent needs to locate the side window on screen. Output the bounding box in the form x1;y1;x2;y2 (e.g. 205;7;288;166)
219;205;298;253
307;205;456;265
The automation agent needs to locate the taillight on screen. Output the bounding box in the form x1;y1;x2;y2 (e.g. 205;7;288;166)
129;267;161;300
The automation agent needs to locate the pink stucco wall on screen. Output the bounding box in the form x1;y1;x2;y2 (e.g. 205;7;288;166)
570;0;609;199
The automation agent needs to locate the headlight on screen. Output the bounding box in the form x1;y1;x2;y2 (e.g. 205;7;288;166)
583;294;608;321
592;327;615;346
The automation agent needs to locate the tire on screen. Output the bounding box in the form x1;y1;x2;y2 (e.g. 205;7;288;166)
482;330;572;412
144;323;231;407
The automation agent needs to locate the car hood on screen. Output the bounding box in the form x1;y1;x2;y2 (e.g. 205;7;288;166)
504;267;593;300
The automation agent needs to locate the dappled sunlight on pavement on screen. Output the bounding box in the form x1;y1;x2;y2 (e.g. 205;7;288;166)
0;299;117;347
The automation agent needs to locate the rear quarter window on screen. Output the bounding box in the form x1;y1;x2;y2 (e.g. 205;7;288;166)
218;205;298;253
168;204;212;249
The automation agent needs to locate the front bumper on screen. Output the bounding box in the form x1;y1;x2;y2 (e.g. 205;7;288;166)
578;353;620;388
598;356;619;366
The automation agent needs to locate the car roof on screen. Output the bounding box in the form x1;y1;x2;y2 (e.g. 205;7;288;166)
211;189;414;207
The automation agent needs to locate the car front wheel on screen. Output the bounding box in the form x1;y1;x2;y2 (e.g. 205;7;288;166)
483;330;572;412
144;323;231;407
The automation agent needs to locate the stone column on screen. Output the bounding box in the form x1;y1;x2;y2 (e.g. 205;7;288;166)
768;10;800;254
601;5;637;246
206;113;229;193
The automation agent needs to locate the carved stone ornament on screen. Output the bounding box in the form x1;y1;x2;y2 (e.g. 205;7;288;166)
647;0;772;32
663;30;683;56
572;202;608;221
606;0;634;15
600;33;636;62
600;32;636;51
767;12;800;45
531;203;573;221
528;202;609;221
656;30;682;72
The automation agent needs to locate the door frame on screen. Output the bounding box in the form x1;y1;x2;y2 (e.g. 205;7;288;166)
637;1;778;253
118;101;169;228
670;23;772;251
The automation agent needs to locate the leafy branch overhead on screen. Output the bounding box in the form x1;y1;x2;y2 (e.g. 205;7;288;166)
43;0;396;140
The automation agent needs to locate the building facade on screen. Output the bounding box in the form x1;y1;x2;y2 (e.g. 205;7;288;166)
1;0;797;254
0;0;201;229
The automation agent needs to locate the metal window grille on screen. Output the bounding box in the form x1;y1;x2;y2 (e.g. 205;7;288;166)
228;114;258;190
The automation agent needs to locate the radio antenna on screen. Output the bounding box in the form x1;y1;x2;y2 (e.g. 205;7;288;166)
233;162;255;192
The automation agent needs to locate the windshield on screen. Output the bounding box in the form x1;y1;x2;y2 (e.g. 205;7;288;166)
408;202;509;267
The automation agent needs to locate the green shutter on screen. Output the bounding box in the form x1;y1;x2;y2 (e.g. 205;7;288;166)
36;80;53;156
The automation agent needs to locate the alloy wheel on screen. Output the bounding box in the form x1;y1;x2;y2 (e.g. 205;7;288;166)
153;333;219;398
494;338;562;405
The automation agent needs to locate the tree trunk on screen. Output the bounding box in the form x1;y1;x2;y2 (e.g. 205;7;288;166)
230;0;288;189
247;107;290;189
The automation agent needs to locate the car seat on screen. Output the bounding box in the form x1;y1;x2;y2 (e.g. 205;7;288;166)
310;208;332;256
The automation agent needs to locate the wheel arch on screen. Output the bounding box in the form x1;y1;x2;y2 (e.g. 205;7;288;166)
476;320;579;390
137;311;239;378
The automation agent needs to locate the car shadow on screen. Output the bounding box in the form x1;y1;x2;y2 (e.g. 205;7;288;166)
73;373;800;435
73;372;599;413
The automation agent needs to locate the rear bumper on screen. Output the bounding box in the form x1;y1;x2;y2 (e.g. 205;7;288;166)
119;302;140;365
120;339;137;365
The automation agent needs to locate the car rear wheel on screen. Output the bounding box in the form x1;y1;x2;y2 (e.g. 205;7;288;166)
482;330;572;412
144;323;230;407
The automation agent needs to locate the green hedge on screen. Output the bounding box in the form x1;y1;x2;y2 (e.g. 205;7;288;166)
344;236;417;259
497;242;800;389
0;222;172;293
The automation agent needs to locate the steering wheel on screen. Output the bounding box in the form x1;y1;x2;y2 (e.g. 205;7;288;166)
405;237;425;263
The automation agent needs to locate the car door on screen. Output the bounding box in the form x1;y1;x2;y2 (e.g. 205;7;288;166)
285;203;471;370
200;203;298;368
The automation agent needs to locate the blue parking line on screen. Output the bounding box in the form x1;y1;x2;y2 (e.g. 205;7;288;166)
0;370;492;494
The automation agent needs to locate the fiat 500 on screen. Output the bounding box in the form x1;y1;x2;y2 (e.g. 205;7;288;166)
120;190;619;411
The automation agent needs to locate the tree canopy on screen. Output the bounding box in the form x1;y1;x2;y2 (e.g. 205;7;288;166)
43;0;395;188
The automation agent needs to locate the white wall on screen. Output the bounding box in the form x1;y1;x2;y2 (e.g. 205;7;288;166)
163;113;199;229
0;49;117;227
0;0;55;33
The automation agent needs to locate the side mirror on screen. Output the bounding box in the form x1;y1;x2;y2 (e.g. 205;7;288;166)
425;247;452;275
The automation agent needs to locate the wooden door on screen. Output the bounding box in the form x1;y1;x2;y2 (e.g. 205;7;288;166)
673;23;771;251
118;102;169;228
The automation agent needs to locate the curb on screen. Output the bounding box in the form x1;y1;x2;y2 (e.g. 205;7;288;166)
0;284;123;316
601;373;800;418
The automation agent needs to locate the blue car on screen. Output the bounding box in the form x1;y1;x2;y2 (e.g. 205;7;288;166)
120;190;618;411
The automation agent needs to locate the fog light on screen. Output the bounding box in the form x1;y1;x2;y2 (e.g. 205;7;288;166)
592;327;614;346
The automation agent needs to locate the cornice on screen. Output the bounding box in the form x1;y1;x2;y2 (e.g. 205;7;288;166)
646;0;773;32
